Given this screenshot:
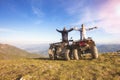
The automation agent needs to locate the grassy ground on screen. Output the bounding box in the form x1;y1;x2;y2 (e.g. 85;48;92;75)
0;53;120;80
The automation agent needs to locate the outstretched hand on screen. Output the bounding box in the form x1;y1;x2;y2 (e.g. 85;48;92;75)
94;27;97;29
73;26;78;30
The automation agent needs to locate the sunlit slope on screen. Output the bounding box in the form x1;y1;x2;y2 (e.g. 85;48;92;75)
0;44;40;59
0;53;120;80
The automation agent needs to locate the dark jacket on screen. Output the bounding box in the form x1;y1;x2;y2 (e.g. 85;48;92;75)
56;28;73;42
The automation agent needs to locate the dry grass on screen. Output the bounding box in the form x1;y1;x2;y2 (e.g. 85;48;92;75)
0;53;120;80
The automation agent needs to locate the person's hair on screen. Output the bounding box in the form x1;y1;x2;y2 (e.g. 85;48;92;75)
81;24;84;27
63;27;66;31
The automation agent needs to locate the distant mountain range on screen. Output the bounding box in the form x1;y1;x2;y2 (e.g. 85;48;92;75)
18;44;120;56
0;44;41;60
97;44;120;53
1;43;119;59
20;44;49;56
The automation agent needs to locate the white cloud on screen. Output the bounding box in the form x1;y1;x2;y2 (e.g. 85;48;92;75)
96;0;120;34
63;0;120;34
31;0;44;17
0;28;16;33
32;6;44;17
34;20;43;24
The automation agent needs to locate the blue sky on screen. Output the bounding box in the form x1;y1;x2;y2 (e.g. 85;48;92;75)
0;0;120;45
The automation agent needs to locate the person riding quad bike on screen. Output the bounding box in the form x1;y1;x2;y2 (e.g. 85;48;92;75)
56;27;73;43
48;27;73;60
67;24;98;60
48;25;98;60
74;24;97;40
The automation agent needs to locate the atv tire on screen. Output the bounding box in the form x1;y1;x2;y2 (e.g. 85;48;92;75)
65;49;70;60
73;49;79;60
91;46;98;59
48;49;54;60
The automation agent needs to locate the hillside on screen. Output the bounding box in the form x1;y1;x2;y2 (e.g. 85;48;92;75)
0;53;120;80
18;43;49;56
0;44;41;59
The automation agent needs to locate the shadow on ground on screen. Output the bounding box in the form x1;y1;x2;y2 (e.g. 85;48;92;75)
30;56;94;61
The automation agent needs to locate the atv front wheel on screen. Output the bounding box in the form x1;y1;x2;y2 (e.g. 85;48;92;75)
91;46;98;59
65;49;70;60
73;49;79;60
48;49;54;60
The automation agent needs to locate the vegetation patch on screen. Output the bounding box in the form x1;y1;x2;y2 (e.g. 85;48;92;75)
0;53;120;80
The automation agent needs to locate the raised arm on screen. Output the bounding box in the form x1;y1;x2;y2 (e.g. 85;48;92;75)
56;29;62;33
67;28;74;32
86;27;97;31
73;27;81;31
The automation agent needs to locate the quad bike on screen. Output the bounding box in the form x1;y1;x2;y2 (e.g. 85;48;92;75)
48;40;73;60
48;25;98;60
65;37;98;60
48;38;98;60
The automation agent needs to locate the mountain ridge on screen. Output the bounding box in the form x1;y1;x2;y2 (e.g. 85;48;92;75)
0;44;41;59
18;44;120;56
